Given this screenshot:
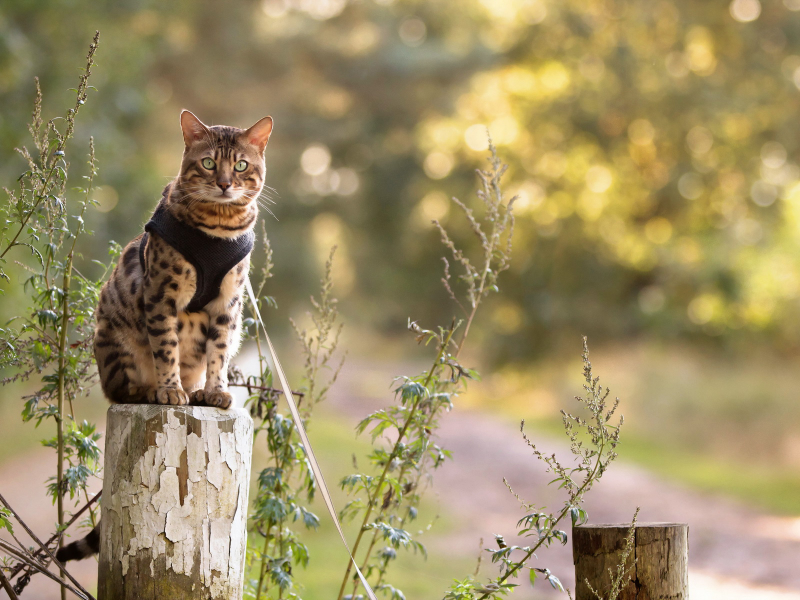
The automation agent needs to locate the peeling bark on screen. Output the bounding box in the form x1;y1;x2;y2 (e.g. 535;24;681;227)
98;405;253;599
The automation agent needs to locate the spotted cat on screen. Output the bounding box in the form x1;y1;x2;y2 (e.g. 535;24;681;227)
56;111;272;563
95;110;272;410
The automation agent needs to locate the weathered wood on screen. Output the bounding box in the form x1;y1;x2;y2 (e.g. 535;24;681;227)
573;522;688;600
97;405;253;600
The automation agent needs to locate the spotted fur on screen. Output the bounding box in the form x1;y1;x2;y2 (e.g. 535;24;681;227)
94;110;273;411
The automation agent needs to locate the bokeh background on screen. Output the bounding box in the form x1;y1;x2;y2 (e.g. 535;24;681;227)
3;0;800;597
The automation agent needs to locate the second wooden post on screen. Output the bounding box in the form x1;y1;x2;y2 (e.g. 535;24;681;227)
573;522;689;600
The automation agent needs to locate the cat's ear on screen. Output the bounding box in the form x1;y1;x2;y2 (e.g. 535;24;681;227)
245;117;274;154
180;110;210;147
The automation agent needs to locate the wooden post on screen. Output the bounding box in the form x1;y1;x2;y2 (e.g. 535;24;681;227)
573;523;688;600
97;405;253;599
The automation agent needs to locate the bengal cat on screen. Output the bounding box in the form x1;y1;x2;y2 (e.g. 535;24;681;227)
94;109;272;410
57;110;273;564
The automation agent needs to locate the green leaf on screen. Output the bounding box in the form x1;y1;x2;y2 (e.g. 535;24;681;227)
547;574;565;592
0;508;13;535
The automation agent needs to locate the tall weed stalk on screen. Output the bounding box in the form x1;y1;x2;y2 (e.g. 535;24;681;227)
0;33;105;598
443;338;624;598
336;140;515;600
239;235;344;599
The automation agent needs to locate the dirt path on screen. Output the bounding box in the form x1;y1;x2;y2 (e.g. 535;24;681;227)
2;356;799;598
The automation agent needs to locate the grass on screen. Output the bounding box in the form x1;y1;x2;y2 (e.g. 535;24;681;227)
620;433;800;515
524;414;800;515
480;339;800;516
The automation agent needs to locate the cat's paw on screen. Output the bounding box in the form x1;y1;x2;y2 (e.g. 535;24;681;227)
190;389;233;409
149;386;190;406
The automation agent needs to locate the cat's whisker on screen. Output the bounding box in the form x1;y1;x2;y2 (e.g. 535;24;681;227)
261;205;278;221
246;189;277;206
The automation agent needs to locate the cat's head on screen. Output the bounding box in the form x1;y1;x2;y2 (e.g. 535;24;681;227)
177;110;273;204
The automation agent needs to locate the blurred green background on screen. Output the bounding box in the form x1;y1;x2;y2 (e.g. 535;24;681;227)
3;0;800;595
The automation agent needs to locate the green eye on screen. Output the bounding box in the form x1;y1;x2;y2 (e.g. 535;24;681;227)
234;160;248;172
202;158;215;170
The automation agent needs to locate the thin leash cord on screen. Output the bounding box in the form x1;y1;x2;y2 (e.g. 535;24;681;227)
245;277;378;600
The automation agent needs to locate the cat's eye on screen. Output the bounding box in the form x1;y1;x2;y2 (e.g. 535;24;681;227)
201;158;216;170
234;160;248;172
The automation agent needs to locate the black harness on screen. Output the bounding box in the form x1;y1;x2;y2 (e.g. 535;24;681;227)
138;205;254;313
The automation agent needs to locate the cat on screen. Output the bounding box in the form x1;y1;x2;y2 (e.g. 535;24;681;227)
56;110;273;563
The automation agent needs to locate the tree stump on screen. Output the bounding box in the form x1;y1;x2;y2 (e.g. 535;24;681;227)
573;523;688;600
97;405;253;599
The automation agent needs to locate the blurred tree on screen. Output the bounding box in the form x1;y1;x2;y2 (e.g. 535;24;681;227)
4;0;800;359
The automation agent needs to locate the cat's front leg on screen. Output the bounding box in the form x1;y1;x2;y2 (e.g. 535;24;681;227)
143;236;190;406
191;260;248;409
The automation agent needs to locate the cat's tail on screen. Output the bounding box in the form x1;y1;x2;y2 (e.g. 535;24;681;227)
98;357;150;404
56;523;100;563
105;384;149;404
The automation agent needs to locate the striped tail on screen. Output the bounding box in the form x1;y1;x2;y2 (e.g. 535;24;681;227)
56;524;100;563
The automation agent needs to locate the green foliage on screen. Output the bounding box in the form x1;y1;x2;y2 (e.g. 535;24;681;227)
241;240;344;600
443;338;623;598
335;142;515;600
8;0;800;357
0;32;105;597
0;508;13;536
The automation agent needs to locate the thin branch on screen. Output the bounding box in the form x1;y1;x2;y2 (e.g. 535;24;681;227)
228;382;304;398
8;490;101;580
0;494;95;600
0;541;88;600
0;567;19;600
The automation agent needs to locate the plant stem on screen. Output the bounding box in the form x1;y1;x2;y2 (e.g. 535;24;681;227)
82;489;97;528
255;527;271;600
254;320;266;383
56;254;73;600
51;151;92;598
372;295;488;587
7;491;101;580
455;199;499;361
0;493;95;600
0;567;20;600
339;328;455;600
0;541;89;600
476;436;606;599
274;431;284;600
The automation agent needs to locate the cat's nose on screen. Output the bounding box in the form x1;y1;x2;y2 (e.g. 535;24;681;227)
218;181;231;191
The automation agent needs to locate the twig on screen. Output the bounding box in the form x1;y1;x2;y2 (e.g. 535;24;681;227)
228;382;305;398
0;567;19;600
7;490;101;580
0;540;88;600
0;494;96;600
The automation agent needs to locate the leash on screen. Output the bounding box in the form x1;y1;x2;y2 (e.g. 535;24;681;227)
245;277;378;600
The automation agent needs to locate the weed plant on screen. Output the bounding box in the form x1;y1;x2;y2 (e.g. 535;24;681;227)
335;140;515;600
581;507;639;600
0;33;104;599
443;338;625;598
238;237;344;599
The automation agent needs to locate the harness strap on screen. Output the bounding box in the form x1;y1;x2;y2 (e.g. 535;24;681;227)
139;205;255;312
244;277;378;600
